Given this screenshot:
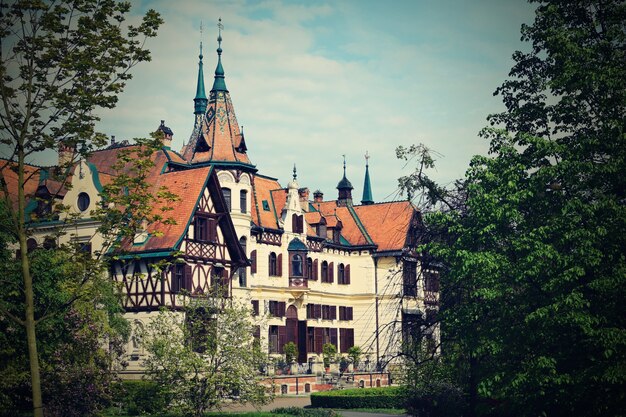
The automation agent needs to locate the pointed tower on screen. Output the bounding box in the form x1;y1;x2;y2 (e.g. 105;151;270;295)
361;151;374;205
337;156;353;207
194;42;208;115
182;19;254;170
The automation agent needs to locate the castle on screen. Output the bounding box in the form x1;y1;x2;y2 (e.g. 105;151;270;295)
6;26;439;384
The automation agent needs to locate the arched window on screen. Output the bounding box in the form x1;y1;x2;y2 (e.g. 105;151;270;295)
240;190;247;213
239;237;247;287
338;263;345;283
306;257;313;279
269;252;277;276
222;188;231;212
292;254;303;277
321;261;328;282
26;238;38;253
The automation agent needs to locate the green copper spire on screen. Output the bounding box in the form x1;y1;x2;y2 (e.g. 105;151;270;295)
361;151;374;205
194;40;208;115
211;18;228;92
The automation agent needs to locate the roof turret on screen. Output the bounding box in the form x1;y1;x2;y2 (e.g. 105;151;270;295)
337;156;353;206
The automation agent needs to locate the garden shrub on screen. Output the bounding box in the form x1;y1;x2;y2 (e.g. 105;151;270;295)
117;379;169;416
272;407;339;416
310;387;405;409
404;380;465;417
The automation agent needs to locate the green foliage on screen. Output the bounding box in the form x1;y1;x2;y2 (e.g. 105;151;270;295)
141;297;273;417
271;407;340;417
322;343;337;368
347;346;362;366
283;342;298;364
114;380;169;416
399;1;626;416
0;2;162;416
404;380;465;417
310;387;405;409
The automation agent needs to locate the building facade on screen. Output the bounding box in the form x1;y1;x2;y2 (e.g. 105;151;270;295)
4;29;440;381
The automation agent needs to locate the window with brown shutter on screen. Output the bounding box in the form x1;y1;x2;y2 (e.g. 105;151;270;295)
331;306;337;320
314;327;324;353
307;327;315;352
269;252;277;276
277;253;283;276
250;250;257;274
329;262;334;283
321;261;329;282
292;213;304;233
269;326;279;353
313;259;318;280
340;328;354;352
314;304;322;319
279;301;286;317
338;263;346;284
251;300;259;316
184;264;193;291
330;328;338;348
345;264;350;284
278;326;286;353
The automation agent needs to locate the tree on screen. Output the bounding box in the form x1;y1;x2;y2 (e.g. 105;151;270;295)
0;202;129;417
141;297;273;417
0;2;162;415
399;1;626;416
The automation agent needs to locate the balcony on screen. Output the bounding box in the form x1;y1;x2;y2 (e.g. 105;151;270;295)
288;277;309;298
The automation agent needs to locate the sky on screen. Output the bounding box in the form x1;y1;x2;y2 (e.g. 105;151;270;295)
92;0;536;203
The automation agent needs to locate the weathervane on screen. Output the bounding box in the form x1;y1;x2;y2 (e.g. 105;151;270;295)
217;18;223;48
199;20;203;57
293;164;297;180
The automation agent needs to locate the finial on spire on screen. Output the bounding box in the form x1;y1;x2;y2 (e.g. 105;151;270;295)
293;164;297;180
361;151;374;205
194;20;208;115
342;154;347;175
212;18;228;92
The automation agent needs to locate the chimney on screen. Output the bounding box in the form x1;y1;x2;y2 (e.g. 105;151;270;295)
58;141;75;168
313;190;324;203
158;120;174;148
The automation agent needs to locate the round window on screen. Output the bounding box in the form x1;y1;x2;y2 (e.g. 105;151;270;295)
77;192;90;212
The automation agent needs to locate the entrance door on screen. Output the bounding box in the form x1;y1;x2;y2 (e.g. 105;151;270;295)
285;305;298;346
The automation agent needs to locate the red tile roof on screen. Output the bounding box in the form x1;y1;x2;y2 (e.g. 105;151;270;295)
353;201;415;251
123;166;213;252
183;92;252;166
250;175;282;229
1;160;42;211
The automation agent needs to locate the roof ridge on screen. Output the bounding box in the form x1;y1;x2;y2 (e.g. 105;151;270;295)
346;204;375;245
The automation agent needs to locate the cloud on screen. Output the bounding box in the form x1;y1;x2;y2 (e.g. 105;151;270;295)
92;0;535;203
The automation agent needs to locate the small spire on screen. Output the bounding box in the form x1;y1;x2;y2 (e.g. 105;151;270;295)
293;164;297;180
337;154;353;206
194;21;208;115
361;151;374;205
212;18;228;92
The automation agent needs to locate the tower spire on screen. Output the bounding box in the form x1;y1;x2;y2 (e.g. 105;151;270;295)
194;21;208;115
212;18;228;92
361;151;374;205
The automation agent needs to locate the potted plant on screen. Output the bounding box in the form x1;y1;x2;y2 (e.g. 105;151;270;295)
283;342;298;365
348;345;362;371
275;358;286;375
322;342;337;373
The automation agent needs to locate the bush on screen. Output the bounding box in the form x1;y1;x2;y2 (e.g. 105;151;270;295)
272;407;339;416
404;380;466;417
116;379;169;416
310;387;405;409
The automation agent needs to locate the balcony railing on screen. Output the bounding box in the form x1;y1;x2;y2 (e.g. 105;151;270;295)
289;277;308;288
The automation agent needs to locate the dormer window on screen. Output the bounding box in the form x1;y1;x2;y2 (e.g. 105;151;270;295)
317;224;327;239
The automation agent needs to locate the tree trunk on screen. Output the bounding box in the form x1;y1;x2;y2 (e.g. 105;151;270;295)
18;149;44;417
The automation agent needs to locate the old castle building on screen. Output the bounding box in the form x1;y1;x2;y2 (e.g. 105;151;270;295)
6;28;439;380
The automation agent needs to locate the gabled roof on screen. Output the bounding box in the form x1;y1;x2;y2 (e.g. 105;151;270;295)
123;166;213;253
